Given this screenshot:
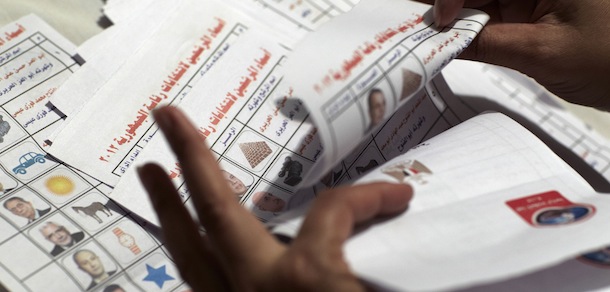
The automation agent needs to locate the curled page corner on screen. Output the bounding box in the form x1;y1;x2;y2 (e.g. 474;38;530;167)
281;0;488;187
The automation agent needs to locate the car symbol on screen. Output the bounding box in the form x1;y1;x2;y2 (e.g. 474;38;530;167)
12;152;46;174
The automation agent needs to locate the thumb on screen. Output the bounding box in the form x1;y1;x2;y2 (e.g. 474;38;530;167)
460;22;566;80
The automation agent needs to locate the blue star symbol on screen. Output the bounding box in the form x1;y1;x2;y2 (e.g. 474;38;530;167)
143;264;175;288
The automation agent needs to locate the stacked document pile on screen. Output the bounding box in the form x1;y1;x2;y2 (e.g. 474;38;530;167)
0;0;610;291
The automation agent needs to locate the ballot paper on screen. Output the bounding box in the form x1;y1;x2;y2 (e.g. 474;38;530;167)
106;0;487;223
109;36;480;225
46;0;186;142
281;2;487;186
344;113;610;291
4;0;610;291
48;0;610;289
271;112;610;291
103;0;157;24
105;0;360;38
0;15;195;292
48;0;266;185
443;60;610;183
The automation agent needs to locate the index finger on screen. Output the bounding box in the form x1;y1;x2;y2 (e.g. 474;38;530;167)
433;0;466;27
153;106;283;266
138;163;228;291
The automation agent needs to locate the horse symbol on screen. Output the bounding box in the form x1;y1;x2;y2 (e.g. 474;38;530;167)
72;202;112;223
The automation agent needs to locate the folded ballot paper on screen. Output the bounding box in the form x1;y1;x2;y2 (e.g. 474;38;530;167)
2;0;610;291
270;112;610;290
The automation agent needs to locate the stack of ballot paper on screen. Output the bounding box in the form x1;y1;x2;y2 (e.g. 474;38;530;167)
1;0;610;291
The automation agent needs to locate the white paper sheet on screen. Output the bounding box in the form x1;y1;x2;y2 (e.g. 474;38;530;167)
48;0;182;124
444;60;610;183
48;0;259;185
27;1;610;290
273;113;610;291
281;0;488;186
0;15;190;292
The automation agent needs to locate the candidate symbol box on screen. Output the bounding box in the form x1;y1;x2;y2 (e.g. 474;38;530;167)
506;190;596;227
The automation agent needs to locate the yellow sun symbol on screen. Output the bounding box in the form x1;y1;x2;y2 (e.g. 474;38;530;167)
45;175;75;196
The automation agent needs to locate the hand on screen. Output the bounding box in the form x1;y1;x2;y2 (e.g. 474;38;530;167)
429;0;610;110
137;106;413;291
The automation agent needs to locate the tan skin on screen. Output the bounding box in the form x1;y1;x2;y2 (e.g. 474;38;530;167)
428;0;610;110
138;107;413;291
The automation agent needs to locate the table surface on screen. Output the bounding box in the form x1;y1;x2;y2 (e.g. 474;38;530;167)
1;0;609;139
